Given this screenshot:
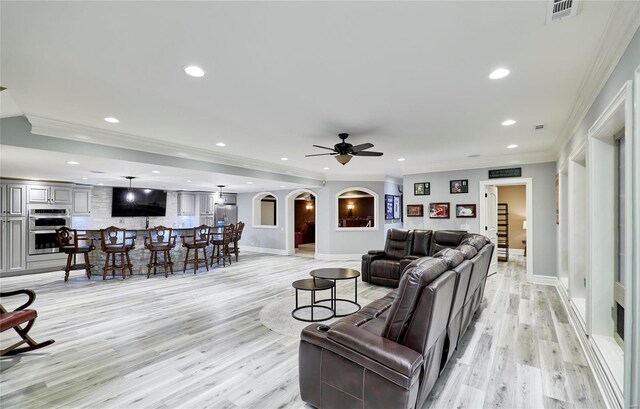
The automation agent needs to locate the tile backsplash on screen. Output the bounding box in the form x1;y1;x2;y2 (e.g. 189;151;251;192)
72;187;198;230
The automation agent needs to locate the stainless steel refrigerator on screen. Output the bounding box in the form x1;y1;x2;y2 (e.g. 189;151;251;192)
214;204;237;226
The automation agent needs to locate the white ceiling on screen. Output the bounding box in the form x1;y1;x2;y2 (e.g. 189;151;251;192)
0;1;626;185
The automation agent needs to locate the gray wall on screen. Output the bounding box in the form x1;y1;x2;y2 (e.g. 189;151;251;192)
237;180;389;257
558;28;640;166
403;161;557;277
237;190;288;250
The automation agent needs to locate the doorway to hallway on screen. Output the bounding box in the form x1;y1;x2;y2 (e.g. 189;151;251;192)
285;189;317;258
479;178;533;281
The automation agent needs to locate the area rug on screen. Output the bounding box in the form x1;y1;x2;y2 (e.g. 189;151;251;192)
260;294;373;338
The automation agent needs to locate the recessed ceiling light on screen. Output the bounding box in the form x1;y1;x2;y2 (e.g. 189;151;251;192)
66;161;79;165
397;158;406;162
489;68;510;79
323;167;330;170
216;142;226;147
507;144;519;149
501;119;517;126
468;154;481;158
144;189;152;193
281;157;288;161
81;177;88;180
280;185;286;188
97;183;104;186
246;182;253;184
31;178;40;181
186;180;192;183
151;170;161;174
104;117;120;123
184;65;205;77
90;170;105;174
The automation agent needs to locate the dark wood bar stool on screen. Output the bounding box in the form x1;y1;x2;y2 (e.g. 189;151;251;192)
229;221;245;262
144;226;176;278
211;224;234;267
56;227;95;282
181;225;210;274
100;226;136;280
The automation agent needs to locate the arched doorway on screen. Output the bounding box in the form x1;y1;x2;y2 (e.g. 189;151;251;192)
285;189;318;257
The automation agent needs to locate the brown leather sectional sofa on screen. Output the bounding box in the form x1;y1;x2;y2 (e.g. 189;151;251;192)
361;229;468;287
299;232;494;409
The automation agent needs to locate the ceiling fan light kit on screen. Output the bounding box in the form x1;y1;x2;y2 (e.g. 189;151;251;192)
336;154;352;165
305;133;383;166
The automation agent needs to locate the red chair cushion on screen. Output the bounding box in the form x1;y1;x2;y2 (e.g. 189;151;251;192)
0;310;37;332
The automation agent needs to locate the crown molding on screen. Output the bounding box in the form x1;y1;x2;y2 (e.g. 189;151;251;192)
401;150;556;176
552;1;640;157
26;115;325;181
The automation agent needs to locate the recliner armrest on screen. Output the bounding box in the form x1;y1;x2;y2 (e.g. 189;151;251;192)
367;250;386;256
362;250;386;263
399;256;420;273
327;322;423;377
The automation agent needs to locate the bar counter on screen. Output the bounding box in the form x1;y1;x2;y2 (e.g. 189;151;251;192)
78;227;224;277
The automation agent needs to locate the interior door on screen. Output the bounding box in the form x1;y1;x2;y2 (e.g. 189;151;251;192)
484;185;499;273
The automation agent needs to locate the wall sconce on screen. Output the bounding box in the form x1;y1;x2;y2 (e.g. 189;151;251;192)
347;203;354;217
522;220;527;230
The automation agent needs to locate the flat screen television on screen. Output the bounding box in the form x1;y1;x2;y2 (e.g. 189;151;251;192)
111;188;167;217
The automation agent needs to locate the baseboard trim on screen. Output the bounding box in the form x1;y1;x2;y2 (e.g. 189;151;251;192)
241;246;289;256
553;282;623;409
314;253;362;261
528;275;558;286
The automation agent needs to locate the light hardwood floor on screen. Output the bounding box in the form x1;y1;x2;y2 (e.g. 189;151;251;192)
0;253;603;408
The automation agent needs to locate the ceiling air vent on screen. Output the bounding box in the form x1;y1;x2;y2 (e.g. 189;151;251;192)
546;0;580;23
535;124;545;130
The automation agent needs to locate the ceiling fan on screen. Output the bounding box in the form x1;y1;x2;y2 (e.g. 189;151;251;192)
306;133;383;165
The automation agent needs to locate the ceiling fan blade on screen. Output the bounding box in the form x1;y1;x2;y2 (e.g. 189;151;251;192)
312;145;336;152
350;143;374;153
305;153;337;157
352;151;383;157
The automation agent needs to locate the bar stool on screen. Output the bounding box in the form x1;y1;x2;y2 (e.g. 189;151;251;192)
144;225;176;278
100;226;136;280
229;221;245;262
181;225;210;274
211;224;234;267
56;227;95;282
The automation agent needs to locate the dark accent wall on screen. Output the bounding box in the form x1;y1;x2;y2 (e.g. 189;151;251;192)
295;200;315;232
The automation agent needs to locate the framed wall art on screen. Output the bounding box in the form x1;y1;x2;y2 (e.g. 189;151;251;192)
456;204;476;218
393;196;400;219
429;202;450;219
385;194;394;220
450;179;468;194
414;182;430;195
406;204;424;217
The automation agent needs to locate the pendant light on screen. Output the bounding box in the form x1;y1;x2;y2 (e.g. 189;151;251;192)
125;176;136;202
215;185;225;204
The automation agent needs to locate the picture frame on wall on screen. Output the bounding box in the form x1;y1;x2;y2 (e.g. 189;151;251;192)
429;202;450;219
393;196;400;219
406;204;424;217
385;194;394;220
456;204;476;218
450;179;468;194
414;182;430;195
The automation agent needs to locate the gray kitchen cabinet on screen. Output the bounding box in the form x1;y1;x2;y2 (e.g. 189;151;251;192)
2;184;26;216
0;217;27;274
28;185;73;205
200;194;215;215
72;189;91;216
177;192;196;216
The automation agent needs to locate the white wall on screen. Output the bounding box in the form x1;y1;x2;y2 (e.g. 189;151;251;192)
403;162;557;277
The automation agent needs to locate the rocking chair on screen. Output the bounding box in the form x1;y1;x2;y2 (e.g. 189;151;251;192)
0;289;54;356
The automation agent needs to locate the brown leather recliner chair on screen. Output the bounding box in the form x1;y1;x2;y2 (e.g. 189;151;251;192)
361;229;415;287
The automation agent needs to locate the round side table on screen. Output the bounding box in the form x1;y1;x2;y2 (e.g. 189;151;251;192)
310;268;361;318
291;278;335;322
